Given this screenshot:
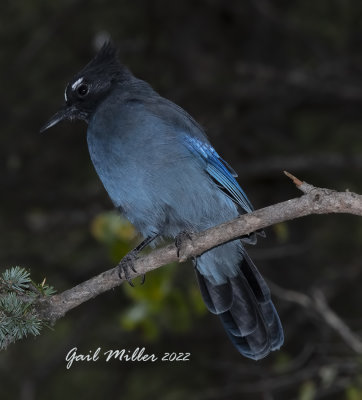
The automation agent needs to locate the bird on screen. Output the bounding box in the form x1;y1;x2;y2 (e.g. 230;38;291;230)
41;42;284;360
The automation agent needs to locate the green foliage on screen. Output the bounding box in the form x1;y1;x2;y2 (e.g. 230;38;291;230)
90;211;138;262
347;386;362;400
273;223;290;243
298;381;317;400
272;352;292;374
91;212;206;340
120;264;206;340
1;266;30;292
0;266;56;350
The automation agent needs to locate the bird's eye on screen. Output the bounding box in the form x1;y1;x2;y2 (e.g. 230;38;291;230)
77;83;89;98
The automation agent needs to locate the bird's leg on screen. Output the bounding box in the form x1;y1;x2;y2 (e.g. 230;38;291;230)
175;230;194;262
118;234;158;286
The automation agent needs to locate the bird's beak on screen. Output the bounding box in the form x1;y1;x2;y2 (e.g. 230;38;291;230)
40;105;78;133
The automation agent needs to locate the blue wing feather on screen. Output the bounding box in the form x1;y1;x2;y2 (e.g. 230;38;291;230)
183;136;254;213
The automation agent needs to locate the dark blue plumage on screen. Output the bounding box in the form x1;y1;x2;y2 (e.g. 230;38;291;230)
41;43;284;360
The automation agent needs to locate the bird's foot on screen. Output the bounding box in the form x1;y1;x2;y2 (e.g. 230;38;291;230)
117;251;145;286
175;230;193;262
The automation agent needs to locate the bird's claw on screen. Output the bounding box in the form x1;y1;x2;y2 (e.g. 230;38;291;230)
117;251;145;286
175;230;193;262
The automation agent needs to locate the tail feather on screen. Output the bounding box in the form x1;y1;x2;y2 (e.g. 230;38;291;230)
195;249;284;360
196;275;233;314
228;276;259;335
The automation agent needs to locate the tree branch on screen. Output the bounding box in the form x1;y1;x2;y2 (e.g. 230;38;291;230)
269;282;362;354
35;173;362;323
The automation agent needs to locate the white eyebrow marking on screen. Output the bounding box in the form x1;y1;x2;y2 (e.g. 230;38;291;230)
71;77;84;90
64;84;68;102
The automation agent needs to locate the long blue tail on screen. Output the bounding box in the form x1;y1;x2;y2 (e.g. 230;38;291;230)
196;249;284;360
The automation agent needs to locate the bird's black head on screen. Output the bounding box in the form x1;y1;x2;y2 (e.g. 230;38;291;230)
41;42;128;132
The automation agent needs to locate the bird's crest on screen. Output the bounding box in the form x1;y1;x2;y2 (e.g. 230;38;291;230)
78;41;122;79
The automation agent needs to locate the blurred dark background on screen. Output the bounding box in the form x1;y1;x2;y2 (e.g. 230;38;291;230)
1;1;362;399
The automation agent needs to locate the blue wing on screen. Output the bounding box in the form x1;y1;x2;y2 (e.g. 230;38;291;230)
183;135;254;213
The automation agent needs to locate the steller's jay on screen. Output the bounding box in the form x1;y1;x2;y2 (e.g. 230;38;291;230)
41;43;283;360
